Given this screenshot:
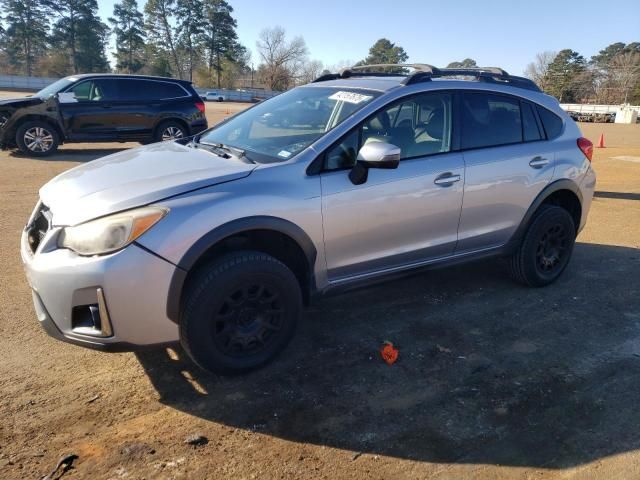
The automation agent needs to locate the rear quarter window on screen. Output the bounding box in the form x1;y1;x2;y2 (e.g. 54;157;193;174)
536;106;564;139
116;79;188;100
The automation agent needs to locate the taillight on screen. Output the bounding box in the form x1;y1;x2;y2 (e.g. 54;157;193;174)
577;137;593;162
195;101;205;113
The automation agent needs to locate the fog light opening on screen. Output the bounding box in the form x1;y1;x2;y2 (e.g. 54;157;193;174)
71;288;113;337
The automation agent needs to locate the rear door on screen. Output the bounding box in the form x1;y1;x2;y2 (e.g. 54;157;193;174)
108;79;159;139
115;79;192;139
455;91;555;252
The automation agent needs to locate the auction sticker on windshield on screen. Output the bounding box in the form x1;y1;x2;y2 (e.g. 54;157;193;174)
329;91;373;104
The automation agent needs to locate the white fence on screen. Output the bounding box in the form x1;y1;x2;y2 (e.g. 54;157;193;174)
0;74;59;90
0;74;279;102
560;103;640;114
193;87;279;102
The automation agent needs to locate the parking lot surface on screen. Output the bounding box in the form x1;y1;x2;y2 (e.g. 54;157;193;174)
1;100;639;479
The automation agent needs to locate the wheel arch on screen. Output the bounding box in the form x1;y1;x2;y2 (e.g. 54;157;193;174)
12;115;65;143
506;179;583;252
166;216;318;323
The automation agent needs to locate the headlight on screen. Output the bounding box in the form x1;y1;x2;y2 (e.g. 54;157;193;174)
59;206;168;256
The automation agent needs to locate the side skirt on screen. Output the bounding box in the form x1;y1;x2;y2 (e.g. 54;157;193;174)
316;244;508;299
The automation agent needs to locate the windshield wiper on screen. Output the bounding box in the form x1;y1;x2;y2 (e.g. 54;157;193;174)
192;138;255;164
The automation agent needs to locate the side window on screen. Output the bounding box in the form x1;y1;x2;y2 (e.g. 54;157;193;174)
536;106;563;139
91;79;116;101
522;102;542;142
461;92;522;149
323;92;452;171
68;81;92;101
325;130;359;170
115;79;185;100
150;81;187;99
67;80;113;102
116;79;145;100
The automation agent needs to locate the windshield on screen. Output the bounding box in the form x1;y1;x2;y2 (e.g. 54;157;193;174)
36;78;75;99
199;87;380;163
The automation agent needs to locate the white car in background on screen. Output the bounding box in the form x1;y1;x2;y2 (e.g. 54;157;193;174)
203;91;226;102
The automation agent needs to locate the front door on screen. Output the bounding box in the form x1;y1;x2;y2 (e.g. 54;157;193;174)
58;79;118;139
320;91;465;283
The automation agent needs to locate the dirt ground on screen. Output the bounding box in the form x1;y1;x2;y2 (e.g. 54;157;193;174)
1;97;640;479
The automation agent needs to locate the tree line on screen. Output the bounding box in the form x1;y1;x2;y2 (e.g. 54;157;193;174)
525;43;640;104
0;0;249;88
1;2;638;103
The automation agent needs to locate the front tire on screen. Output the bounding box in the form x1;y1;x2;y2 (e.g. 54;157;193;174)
180;251;302;375
16;121;59;157
508;205;576;287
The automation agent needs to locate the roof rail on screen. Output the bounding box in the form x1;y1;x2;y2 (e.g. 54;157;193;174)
312;63;439;83
313;64;541;92
347;63;438;74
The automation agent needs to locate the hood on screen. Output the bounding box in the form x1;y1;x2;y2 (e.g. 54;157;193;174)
0;96;43;109
40;141;257;225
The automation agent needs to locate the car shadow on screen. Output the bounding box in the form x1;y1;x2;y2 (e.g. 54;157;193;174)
9;146;133;163
136;242;640;468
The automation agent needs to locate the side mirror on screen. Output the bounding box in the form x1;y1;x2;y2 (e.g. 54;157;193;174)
349;142;400;185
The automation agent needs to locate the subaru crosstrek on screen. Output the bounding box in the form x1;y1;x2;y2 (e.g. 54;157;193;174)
21;65;596;374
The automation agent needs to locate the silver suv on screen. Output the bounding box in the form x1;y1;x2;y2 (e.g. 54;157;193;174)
21;65;596;374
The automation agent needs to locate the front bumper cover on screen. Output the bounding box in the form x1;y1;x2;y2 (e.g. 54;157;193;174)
21;224;180;351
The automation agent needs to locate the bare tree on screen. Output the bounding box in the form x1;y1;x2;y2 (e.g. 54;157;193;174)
256;26;308;90
609;52;640;103
326;59;354;72
524;51;557;91
298;59;323;84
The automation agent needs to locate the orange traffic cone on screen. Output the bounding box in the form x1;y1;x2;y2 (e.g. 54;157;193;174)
596;133;605;148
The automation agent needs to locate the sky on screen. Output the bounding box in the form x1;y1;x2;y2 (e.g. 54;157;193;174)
97;0;640;75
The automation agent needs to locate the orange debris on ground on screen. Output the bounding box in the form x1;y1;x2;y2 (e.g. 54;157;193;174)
380;341;399;365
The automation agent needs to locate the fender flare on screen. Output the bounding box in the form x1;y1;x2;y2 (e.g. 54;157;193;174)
505;178;583;252
166;215;317;323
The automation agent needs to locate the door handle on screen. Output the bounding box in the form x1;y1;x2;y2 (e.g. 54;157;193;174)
529;156;549;168
434;173;461;186
101;103;113;108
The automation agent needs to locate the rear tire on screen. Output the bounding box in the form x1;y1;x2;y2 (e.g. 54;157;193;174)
16;121;59;157
508;205;576;287
154;120;187;142
180;251;302;375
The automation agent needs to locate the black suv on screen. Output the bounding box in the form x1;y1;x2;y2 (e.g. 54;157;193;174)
0;74;208;156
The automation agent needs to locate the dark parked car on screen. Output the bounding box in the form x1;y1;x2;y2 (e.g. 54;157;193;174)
0;74;208;156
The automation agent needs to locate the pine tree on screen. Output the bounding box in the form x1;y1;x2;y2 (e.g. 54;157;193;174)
175;0;204;81
544;49;587;102
359;39;408;66
0;0;51;76
201;0;241;88
109;0;146;73
446;58;477;68
144;0;181;78
50;0;110;73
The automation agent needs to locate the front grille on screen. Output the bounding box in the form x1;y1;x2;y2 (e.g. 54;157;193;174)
27;203;52;253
